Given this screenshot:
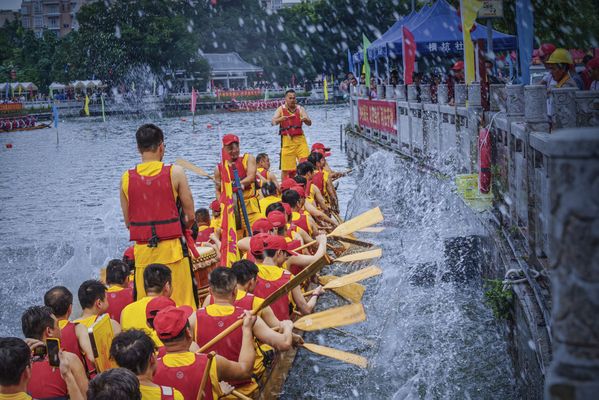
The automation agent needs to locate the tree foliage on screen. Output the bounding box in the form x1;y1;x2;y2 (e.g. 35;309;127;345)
1;0;597;92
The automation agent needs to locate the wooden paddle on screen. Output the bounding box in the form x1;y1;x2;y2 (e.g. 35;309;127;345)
196;352;215;400
293;303;366;332
198;256;327;353
175;158;217;182
301;343;368;368
231;390;252;400
303;266;382;298
332;236;374;248
294;207;384;252
333;248;382;263
358;227;386;233
318;276;365;303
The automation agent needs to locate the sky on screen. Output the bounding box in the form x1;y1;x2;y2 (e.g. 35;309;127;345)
1;0;21;11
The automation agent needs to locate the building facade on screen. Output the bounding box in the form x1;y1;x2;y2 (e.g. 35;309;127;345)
20;0;95;38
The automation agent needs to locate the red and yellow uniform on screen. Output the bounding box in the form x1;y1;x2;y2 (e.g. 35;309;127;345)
120;296;164;348
253;263;293;321
28;358;68;399
58;319;82;362
195;225;215;243
256;167;269;189
139;384;183;400
259;194;282;217
122;161;196;308
0;393;32;400
218;154;261;230
154;352;220;400
291;211;311;236
279;106;310;171
105;285;134;324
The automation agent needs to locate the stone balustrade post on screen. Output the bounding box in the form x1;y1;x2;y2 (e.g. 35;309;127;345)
455;84;467;106
407;84;418;102
420;84;431;103
385;84;396;99
506;84;525;117
468;83;482;108
524;85;549;132
377;84;385;99
551;88;577;130
543;128;599;400
397;84;406;101
437;84;448;105
489;84;504;112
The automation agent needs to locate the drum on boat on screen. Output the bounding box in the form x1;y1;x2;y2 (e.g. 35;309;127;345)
191;246;219;302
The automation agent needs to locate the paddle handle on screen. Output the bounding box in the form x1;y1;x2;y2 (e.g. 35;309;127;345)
231;390;253;400
196;352;215;400
293;239;318;252
231;165;252;237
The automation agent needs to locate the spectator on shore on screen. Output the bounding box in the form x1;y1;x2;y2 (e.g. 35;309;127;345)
545;49;578;89
539;43;557;87
587;57;599;90
578;54;595;90
447;61;465;105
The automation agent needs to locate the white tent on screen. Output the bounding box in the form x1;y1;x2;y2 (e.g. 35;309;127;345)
49;82;67;90
21;82;38;91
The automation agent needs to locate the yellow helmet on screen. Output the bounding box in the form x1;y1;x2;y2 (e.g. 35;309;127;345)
546;48;573;64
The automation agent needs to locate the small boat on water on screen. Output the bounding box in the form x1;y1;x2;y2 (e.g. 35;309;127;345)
1;122;51;133
227;99;285;113
1;114;51;133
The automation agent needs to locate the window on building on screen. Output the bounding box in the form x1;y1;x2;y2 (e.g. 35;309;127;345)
22;18;29;28
34;16;42;28
33;2;41;13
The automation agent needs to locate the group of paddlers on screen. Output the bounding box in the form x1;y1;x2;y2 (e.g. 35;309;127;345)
0;89;360;400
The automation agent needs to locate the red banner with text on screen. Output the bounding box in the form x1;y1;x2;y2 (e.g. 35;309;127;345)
358;99;397;135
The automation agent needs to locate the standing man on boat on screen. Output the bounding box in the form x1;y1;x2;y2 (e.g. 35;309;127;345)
120;123;197;309
214;134;260;236
271;89;312;178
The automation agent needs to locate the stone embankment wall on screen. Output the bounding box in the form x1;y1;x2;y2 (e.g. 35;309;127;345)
347;83;599;400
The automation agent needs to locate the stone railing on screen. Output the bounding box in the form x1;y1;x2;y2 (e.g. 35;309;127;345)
348;83;599;398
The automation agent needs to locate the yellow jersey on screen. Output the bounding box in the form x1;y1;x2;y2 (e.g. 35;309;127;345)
120;296;164;348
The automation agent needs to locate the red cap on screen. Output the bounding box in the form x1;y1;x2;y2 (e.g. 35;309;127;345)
267;210;287;228
153;305;193;340
222;134;239;146
281;178;297;192
145;296;176;323
252;218;274;234
290;185;306;198
263;235;298;256
311;142;331;157
282;202;292;216
249;233;269;255
210;200;220;212
587;57;599;69
539;43;556;57
123;246;134;261
452;61;464;71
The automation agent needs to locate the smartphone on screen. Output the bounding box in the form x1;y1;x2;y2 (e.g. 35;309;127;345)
45;338;61;367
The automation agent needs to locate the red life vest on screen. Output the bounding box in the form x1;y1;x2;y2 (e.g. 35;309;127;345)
106;287;134;324
59;321;84;365
254;266;292;321
195;306;250;386
292;212;310;235
154;353;213;400
218;154;255;197
279;106;304;136
195;225;214;243
28;358;68;399
127;164;183;245
209;291;255;311
311;171;325;193
256;167;269;188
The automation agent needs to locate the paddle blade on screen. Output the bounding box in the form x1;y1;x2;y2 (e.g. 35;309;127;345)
319;276;365;303
330;207;384;237
358;227;386;233
302;343;368;368
294;303;366;331
323;265;382;289
175;158;213;179
334;248;382;263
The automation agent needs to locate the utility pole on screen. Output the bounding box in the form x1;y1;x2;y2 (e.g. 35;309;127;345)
411;0;415;12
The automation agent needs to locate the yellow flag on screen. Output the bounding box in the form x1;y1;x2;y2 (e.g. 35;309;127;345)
18;85;21;96
460;0;483;83
84;95;90;116
323;77;329;102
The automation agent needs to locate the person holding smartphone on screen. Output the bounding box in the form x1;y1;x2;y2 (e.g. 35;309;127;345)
21;306;88;400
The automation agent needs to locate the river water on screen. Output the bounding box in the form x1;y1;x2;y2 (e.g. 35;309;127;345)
0;104;515;398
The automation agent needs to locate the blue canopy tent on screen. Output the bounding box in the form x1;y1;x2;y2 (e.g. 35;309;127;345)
354;0;516;64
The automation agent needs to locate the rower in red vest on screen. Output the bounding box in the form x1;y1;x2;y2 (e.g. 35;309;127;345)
214;134;260;236
153;305;256;400
255;153;280;192
194;267;295;396
43;286;84;365
21;306;88;399
105;259;134;324
194;207;215;244
250;234;324;320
